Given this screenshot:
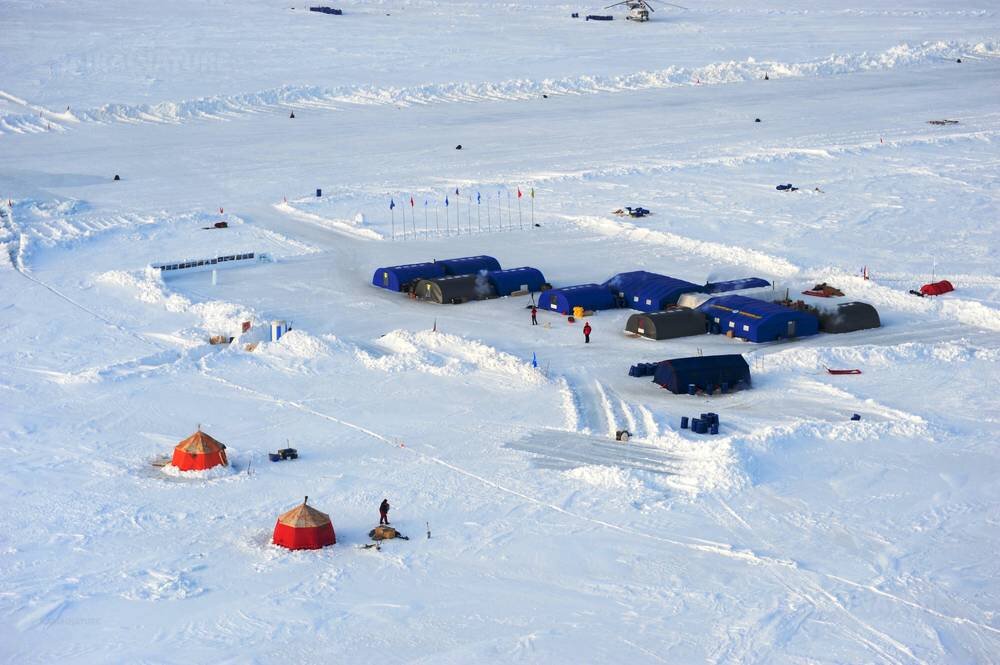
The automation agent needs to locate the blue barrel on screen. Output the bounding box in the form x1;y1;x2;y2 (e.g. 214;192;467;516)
316;188;322;197
710;423;719;435
688;384;696;395
691;418;701;432
680;416;689;429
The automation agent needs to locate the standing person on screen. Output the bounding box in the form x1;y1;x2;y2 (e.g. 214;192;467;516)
531;306;538;325
583;321;592;344
379;498;390;525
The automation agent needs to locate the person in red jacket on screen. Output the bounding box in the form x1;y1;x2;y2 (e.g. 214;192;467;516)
530;306;538;325
379;498;390;525
583;321;592;343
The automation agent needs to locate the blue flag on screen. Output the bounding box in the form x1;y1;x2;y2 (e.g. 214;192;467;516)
455;187;460;196
445;196;449;207
424;199;428;207
389;199;395;210
532;352;538;368
477;192;481;204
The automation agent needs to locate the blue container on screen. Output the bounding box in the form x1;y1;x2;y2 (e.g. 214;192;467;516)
680;416;689;429
691;418;701;432
851;413;861;421
709;423;719;435
721;382;729;393
688;384;696;395
316;188;322;197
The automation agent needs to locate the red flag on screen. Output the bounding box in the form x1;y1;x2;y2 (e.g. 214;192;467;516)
517;188;522;199
410;196;415;207
219;207;224;214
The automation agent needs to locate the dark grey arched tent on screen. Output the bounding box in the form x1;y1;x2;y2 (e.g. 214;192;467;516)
625;308;706;340
818;302;881;334
414;274;497;304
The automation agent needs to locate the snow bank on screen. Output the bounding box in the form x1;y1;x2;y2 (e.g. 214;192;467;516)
160;462;237;479
7;40;996;135
356;329;545;385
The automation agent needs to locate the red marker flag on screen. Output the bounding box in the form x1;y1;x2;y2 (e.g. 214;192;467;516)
517;188;522;199
410;196;415;207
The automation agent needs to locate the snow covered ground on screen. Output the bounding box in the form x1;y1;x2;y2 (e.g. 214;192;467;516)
1;1;999;662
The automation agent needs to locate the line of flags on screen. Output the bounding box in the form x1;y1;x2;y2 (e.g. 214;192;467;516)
390;187;534;210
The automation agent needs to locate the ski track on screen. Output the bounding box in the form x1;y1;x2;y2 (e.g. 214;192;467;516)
2;39;997;136
197;365;1000;647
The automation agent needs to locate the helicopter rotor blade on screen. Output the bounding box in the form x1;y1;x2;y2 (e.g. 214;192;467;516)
647;0;689;8
604;1;630;8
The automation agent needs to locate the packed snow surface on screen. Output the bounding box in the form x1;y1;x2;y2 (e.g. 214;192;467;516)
1;0;999;662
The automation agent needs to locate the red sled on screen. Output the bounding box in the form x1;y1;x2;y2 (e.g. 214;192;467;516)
825;366;862;375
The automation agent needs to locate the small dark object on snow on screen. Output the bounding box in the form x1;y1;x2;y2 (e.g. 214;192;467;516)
214;221;228;229
909;289;925;297
851;413;861;421
309;6;343;14
113;174;121;181
290;111;295;118
455;144;462;150
956;58;962;63
369;525;409;541
271;447;298;462
763;73;769;80
543;94;549;98
586;14;613;20
615;429;631;441
625;206;650;218
776;183;798;191
927;119;959;126
571;12;579;17
534;223;541;227
755;118;761;123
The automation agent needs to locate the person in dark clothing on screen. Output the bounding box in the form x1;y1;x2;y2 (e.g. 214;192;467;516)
379;498;390;525
583;322;592;343
531;306;538;325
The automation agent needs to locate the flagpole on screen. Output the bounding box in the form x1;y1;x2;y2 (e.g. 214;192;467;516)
468;196;472;235
424;201;428;236
477;196;481;232
530;188;534;228
401;197;406;241
506;190;513;232
445;198;450;235
391;207;395;241
486;196;491;231
435;203;440;235
497;191;503;231
517;189;523;230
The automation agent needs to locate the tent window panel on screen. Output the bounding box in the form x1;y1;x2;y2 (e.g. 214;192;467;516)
743;325;750;332
633;296;639;302
645;299;652;305
637;327;645;334
550;303;558;310
729;322;735;328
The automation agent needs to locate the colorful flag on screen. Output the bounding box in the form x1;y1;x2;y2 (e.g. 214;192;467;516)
477;192;481;204
517;188;522;199
424;199;428;207
410;196;415;207
389;199;395;210
455;187;460;196
530;188;535;198
445;196;449;207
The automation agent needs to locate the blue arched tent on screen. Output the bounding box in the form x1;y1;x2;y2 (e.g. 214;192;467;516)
603;271;702;312
652;354;751;394
697;295;819;342
373;262;447;291
488;267;546;296
437;255;502;276
537;284;616;314
704;277;771;293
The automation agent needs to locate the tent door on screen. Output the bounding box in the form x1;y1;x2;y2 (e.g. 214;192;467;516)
383;272;389;287
787;321;796;337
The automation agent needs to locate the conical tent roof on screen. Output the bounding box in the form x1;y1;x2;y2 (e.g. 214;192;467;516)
175;430;226;455
277;499;331;528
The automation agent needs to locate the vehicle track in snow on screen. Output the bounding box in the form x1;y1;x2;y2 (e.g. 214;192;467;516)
196;364;1000;651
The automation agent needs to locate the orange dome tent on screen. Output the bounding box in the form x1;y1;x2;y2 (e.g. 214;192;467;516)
273;496;336;550
171;428;228;471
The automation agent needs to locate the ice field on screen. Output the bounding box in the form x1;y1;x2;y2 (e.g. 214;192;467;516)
1;1;999;662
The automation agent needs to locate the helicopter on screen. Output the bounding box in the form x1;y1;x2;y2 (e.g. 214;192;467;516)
604;0;687;22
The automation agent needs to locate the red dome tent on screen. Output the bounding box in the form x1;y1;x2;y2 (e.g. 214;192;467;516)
171;428;228;471
273;497;336;550
920;280;954;296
